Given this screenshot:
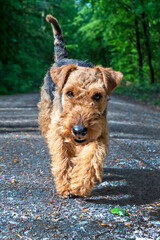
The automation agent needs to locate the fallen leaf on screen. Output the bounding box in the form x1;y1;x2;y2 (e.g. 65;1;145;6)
11;179;17;184
111;208;129;216
125;222;131;226
100;223;108;226
81;207;90;212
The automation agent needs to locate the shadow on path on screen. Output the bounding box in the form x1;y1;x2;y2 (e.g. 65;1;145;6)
86;167;160;206
109;124;160;140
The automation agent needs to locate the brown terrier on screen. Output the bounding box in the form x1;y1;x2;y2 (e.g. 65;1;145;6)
38;14;123;197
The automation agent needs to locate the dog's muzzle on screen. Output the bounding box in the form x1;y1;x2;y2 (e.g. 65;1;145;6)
72;125;87;143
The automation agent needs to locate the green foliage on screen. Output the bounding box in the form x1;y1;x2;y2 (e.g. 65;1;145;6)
73;0;160;86
114;80;160;105
111;208;129;216
0;0;77;94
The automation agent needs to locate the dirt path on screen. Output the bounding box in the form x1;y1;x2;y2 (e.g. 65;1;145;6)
0;93;160;239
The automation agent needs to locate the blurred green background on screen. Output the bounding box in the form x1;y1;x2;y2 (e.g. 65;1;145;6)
0;0;160;104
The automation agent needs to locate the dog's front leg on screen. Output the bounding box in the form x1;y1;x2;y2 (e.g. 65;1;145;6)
70;139;107;197
47;128;74;197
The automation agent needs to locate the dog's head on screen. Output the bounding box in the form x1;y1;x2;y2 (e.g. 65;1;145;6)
50;64;123;144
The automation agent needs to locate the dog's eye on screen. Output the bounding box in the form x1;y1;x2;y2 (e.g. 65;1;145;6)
92;93;102;101
66;91;74;98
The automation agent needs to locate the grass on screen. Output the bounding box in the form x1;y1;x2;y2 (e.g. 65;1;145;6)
114;81;160;106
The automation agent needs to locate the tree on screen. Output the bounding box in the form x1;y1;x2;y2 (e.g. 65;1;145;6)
74;0;160;84
0;0;77;93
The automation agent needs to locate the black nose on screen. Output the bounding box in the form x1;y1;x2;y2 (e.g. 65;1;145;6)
72;125;88;137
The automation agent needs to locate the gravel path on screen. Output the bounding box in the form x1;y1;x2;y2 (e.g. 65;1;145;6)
0;93;160;240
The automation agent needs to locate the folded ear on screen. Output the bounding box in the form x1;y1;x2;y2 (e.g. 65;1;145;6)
50;64;77;93
95;66;123;96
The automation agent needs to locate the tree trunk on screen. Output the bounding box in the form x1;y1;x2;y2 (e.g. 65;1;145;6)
133;0;143;82
140;0;155;84
134;16;143;81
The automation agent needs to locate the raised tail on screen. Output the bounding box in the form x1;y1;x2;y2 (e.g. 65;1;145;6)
46;14;68;62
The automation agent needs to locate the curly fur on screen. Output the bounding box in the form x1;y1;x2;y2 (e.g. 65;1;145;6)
38;14;123;197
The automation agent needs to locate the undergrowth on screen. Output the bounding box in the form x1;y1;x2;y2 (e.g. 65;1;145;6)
114;81;160;106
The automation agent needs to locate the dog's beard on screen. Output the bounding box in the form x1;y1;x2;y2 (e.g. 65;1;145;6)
58;116;104;144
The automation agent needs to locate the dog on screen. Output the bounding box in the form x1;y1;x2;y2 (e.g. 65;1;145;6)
38;14;123;197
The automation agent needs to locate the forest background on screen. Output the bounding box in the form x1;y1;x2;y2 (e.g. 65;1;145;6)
0;0;160;104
